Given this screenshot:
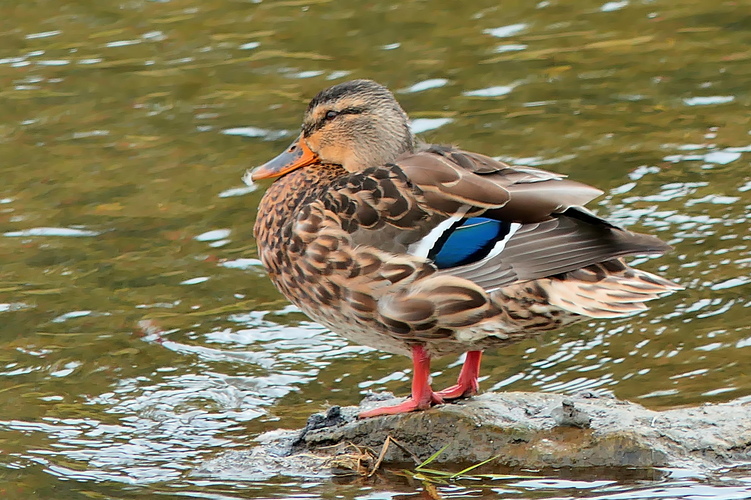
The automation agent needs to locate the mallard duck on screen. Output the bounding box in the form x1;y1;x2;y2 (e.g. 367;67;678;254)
246;79;680;418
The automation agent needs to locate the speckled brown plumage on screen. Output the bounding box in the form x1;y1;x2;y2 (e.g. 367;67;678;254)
248;79;681;417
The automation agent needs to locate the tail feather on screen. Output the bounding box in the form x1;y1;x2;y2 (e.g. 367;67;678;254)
539;260;682;319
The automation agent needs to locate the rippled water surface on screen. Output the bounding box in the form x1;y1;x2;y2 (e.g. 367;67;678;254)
1;0;750;498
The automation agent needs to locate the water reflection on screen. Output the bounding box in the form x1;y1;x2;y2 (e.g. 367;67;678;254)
0;310;354;486
4;227;101;237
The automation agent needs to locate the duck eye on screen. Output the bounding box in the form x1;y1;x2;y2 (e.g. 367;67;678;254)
324;110;339;121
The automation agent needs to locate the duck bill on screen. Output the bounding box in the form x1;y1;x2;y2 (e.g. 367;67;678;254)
249;135;318;181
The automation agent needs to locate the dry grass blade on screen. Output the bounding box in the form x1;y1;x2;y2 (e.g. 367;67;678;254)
423;481;442;499
367;435;392;477
325;442;374;477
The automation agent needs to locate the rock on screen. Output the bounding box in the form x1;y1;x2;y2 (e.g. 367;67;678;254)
292;405;347;450
194;429;332;481
551;399;592;428
194;392;751;478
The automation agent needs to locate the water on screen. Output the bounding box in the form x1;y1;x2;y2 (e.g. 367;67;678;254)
0;0;749;498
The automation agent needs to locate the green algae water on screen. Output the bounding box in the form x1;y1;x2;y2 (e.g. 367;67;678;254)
0;0;750;498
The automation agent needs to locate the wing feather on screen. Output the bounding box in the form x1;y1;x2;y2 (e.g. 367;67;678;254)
328;145;672;292
441;209;671;290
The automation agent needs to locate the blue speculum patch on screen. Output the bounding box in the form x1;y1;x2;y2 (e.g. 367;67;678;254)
429;217;512;268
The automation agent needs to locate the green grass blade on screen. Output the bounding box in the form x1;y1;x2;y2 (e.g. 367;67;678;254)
415;444;451;470
449;454;501;479
474;473;540;480
412;468;455;477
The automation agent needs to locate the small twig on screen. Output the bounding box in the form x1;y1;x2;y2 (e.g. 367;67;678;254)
385;436;423;466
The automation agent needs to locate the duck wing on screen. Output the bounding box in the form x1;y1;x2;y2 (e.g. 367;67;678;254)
392;145;671;291
395;145;601;220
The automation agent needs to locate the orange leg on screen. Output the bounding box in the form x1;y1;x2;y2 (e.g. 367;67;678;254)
358;345;444;418
435;350;482;400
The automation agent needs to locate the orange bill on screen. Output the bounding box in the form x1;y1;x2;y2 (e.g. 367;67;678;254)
250;135;318;181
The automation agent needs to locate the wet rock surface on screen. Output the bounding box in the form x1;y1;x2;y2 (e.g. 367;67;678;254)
194;392;751;478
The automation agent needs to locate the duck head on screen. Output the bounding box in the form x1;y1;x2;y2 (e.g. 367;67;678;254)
250;80;415;181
